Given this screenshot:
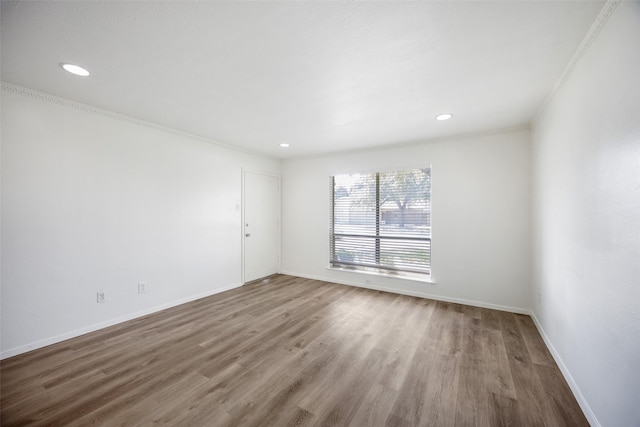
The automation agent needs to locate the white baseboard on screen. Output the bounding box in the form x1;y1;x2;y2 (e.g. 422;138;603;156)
1;282;242;360
280;270;531;315
530;313;600;427
2;272;598;427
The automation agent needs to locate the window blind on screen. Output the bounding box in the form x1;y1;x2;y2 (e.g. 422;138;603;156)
330;168;431;275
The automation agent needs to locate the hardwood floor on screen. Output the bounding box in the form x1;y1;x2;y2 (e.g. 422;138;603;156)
1;275;588;426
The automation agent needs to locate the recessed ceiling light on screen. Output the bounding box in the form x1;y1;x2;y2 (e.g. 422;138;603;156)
435;113;453;121
61;63;90;77
279;143;290;148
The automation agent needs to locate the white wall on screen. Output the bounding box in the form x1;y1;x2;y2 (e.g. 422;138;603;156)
282;128;532;312
0;85;280;358
531;2;640;426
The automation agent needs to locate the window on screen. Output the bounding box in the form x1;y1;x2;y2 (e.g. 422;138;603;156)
330;167;431;277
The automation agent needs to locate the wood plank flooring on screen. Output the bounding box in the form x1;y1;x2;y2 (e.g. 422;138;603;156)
1;275;588;426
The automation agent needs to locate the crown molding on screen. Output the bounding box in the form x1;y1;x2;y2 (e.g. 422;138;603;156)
1;82;149;127
0;82;278;161
532;0;621;123
283;124;530;163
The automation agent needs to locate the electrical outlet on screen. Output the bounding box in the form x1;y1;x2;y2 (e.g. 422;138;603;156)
97;290;106;303
138;283;147;294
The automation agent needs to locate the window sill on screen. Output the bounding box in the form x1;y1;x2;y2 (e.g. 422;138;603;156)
326;266;436;285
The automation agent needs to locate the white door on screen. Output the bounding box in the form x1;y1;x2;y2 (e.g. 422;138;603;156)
243;171;280;283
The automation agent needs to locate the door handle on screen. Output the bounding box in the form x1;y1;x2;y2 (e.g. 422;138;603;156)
245;233;251;237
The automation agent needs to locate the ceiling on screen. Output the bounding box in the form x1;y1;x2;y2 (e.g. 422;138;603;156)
1;1;605;159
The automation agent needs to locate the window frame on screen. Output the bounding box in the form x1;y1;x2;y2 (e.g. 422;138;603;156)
329;168;432;278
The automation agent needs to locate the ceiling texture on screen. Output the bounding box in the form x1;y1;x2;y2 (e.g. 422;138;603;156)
1;1;605;159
